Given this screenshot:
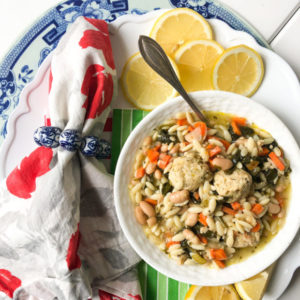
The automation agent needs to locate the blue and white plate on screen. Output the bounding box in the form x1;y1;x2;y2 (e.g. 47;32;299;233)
0;0;270;146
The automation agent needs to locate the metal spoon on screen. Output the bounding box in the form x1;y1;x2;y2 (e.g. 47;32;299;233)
138;35;207;123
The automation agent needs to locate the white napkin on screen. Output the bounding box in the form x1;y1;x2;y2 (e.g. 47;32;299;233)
0;17;141;300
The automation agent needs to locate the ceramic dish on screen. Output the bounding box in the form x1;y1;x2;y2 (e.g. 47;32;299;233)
1;7;300;296
114;90;300;286
0;0;270;147
1;10;300;180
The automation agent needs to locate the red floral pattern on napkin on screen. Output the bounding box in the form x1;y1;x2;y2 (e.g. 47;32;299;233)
6;147;53;199
0;17;141;300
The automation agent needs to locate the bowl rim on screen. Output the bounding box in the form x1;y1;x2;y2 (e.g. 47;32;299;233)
114;90;300;285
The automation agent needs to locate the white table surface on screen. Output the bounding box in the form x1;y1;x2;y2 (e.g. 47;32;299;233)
0;1;299;299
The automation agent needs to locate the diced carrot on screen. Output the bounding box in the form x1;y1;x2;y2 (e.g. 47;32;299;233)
275;193;284;208
158;160;168;169
231;120;242;135
194;122;207;137
145;198;158;206
232;117;247;126
177;118;188;126
231;202;242;211
166;241;180;249
193;192;200;200
135;167;145;179
158;153;172;169
210;248;227;260
251;203;264;215
206;144;215;150
259;147;270;156
208;146;222;158
159;153;172;162
199;235;208;244
199;213;208;226
207;136;231;150
147;148;160;163
214;259;226;268
222;206;236;216
269;152;285;171
251;222;261;232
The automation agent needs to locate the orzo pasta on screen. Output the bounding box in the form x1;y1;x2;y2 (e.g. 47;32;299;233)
129;111;291;268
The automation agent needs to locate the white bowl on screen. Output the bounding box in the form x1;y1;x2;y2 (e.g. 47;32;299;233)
114;90;300;285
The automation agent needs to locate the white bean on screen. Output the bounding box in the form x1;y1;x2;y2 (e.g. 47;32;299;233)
170;190;190;204
147;217;157;227
211;157;233;170
140;201;156;217
185;213;198;227
135;206;147;225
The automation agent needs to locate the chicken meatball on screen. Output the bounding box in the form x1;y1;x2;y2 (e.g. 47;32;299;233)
169;156;211;191
233;232;259;248
214;169;252;200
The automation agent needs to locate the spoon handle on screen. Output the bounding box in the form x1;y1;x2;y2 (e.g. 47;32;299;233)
138;35;207;123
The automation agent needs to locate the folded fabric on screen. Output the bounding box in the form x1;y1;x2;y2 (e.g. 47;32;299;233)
0;17;141;300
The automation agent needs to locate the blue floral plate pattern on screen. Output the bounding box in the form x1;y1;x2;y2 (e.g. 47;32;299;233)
0;0;270;146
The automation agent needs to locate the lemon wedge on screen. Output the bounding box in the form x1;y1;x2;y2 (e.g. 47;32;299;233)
234;265;274;300
175;40;224;91
185;285;240;300
212;44;264;96
120;52;179;110
150;8;213;57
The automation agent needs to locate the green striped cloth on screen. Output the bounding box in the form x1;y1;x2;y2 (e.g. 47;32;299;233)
111;109;191;300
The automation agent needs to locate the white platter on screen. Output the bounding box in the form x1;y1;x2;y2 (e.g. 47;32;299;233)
0;8;300;297
1;10;299;179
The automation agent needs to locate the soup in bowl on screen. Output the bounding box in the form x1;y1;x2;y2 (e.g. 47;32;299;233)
114;91;300;285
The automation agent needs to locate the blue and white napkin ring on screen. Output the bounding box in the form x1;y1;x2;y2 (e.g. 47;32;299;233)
34;126;111;158
97;139;111;159
81;136;100;157
34;126;61;148
59;129;82;152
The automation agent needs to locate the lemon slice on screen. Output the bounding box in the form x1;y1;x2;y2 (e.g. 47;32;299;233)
150;8;213;57
185;285;239;300
212;44;264;96
120;52;179;110
234;265;274;300
175;40;224;91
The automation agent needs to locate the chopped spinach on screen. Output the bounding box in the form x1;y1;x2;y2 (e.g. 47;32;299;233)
240;126;254;137
231;150;241;165
157;129;178;144
203;230;216;239
161;182;172;195
241;155;251;165
191;222;202;235
264;168;278;184
256;155;268;166
180;239;191;257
